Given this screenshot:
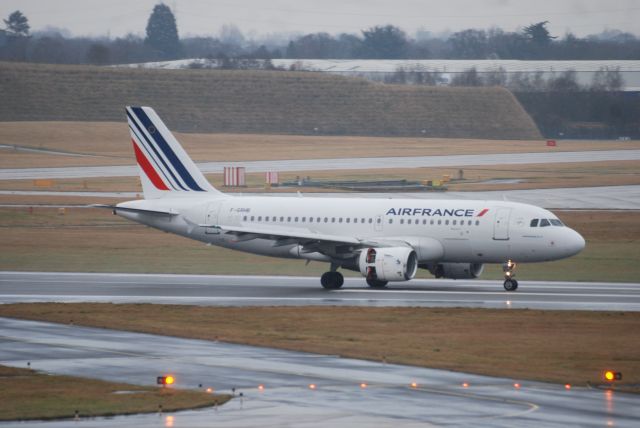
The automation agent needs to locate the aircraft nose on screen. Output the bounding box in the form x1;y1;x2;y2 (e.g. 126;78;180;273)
565;229;586;256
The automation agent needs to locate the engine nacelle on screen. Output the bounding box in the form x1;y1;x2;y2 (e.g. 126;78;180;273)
428;263;484;279
359;247;418;282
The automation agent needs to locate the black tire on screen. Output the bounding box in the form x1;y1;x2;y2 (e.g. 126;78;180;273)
503;279;518;291
321;272;343;290
366;278;388;288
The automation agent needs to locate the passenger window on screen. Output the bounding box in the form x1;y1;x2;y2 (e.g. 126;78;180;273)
324;217;328;223
243;216;247;221
407;219;411;225
332;217;335;223
302;217;306;222
438;219;442;225
362;218;366;223
400;219;404;224
423;219;427;225
530;219;539;227
258;216;262;221
339;218;343;223
540;219;551;227
346;218;350;223
452;220;457;225
287;216;291;222
251;216;255;221
317;217;321;223
295;217;299;222
430;220;434;225
280;216;284;222
389;219;393;224
475;220;479;226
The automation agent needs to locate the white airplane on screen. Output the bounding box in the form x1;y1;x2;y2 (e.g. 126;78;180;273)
105;106;585;291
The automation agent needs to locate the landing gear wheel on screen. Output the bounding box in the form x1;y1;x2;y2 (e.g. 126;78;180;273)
503;278;518;291
321;271;344;290
366;278;388;288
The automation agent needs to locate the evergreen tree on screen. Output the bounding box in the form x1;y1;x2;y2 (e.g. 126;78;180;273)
144;4;182;59
3;10;30;37
360;25;408;59
523;21;556;46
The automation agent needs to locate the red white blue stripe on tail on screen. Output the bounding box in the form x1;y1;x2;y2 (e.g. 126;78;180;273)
126;106;218;198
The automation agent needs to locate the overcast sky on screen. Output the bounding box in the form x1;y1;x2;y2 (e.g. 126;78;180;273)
1;0;638;39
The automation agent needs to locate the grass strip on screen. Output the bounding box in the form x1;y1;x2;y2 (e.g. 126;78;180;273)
0;304;637;390
0;365;230;421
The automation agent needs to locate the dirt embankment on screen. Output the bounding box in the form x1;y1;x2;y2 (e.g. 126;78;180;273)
0;61;540;139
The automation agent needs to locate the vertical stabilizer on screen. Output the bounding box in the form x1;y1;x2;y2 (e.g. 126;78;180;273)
126;106;221;199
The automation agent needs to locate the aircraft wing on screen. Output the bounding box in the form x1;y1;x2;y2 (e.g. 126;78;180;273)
91;204;179;216
201;223;410;254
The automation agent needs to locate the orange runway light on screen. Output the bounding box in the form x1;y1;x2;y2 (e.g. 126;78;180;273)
462;382;469;388
308;383;317;390
258;384;265;391
410;382;418;389
206;387;213;393
564;384;572;390
604;370;622;381
360;382;368;389
514;383;521;389
157;375;175;386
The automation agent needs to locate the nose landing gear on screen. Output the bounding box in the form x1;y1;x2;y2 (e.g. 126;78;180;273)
502;260;518;291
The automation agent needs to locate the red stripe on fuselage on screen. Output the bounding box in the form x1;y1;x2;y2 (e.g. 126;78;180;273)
477;208;489;217
131;139;170;190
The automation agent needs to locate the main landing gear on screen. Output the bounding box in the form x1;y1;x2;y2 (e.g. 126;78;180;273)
502;259;518;291
321;271;344;289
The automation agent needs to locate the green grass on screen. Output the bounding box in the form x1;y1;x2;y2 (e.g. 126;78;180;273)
0;61;540;139
0;365;230;421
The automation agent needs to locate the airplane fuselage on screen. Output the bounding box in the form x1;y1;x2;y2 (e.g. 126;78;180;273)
117;195;585;266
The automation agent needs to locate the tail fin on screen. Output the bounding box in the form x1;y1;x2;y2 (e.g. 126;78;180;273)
126;106;221;199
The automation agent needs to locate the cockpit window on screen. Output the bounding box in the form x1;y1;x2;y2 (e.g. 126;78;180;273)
530;219;539;227
539;218;551;227
550;219;563;226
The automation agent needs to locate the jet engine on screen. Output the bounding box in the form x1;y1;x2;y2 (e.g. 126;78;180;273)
359;247;418;282
428;263;484;279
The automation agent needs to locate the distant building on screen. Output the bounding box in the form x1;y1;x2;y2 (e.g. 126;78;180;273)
114;58;640;92
271;59;640;92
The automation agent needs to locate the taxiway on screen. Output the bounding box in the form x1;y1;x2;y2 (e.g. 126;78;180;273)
1;317;638;427
1;149;639;180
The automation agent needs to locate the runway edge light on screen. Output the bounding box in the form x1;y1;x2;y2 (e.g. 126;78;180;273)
604;370;622;382
157;375;175;386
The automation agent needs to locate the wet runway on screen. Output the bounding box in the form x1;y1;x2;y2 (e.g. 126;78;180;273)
1;317;638;427
2;272;640;311
2;149;639;180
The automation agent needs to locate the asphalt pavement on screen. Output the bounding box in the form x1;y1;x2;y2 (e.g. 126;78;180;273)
2;149;639;180
2;272;639;311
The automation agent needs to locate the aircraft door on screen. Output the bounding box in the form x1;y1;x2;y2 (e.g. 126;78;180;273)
205;202;222;234
493;208;511;240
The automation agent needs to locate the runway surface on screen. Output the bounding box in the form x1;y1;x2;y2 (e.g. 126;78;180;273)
2;272;640;311
1;317;638;427
2;149;639;180
2;185;640;209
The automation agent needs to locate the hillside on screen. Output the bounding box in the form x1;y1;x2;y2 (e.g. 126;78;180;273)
0;62;540;139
